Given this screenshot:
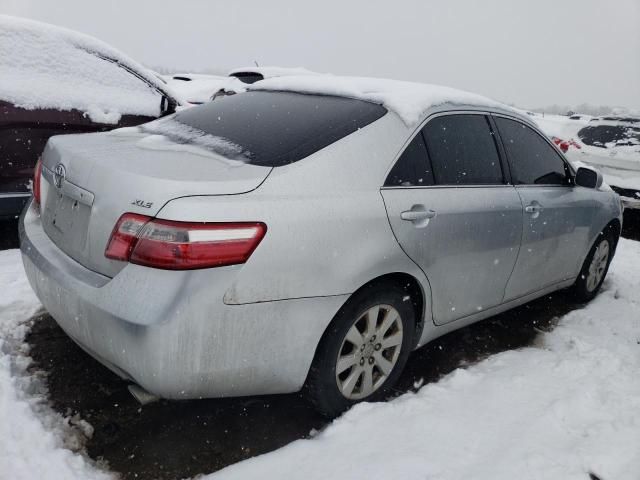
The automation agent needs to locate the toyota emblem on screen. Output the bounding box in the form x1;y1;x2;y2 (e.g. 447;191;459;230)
53;163;66;189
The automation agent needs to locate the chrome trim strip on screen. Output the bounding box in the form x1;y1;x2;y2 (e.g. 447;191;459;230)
0;192;31;198
42;166;95;206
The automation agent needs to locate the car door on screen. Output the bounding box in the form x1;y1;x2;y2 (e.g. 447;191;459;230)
494;116;595;301
381;113;523;325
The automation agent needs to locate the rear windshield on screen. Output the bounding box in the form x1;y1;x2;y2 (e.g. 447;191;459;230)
149;91;386;166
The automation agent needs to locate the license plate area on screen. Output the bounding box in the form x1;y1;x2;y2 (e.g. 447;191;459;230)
43;190;91;254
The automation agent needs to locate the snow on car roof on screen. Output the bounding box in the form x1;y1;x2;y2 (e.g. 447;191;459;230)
0;15;178;123
248;74;513;126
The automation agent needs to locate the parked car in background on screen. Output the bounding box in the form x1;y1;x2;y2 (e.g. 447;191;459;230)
161;67;317;104
210;66;318;99
228;66;316;84
555;116;640;209
21;75;622;416
0;15;181;220
551;136;582;153
161;73;231;105
569;114;593;121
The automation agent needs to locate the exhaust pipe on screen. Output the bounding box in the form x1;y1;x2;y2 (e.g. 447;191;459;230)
128;384;159;405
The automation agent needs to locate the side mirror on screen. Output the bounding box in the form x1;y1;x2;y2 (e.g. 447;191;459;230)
160;95;176;116
575;166;603;189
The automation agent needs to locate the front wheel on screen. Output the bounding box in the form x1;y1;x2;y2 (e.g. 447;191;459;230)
305;284;415;417
571;231;615;302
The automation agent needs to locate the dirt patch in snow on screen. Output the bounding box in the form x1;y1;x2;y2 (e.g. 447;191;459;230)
26;290;576;479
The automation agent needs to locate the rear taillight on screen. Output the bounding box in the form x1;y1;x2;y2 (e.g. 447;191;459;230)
33;158;43;205
105;213;267;270
104;213;150;261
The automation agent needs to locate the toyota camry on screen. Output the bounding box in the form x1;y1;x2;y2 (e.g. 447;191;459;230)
20;76;622;416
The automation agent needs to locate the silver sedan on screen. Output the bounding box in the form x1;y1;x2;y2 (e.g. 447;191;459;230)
20;80;622;416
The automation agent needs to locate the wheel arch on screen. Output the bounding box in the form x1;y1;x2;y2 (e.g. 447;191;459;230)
604;218;622;253
303;271;427;398
315;272;427;360
576;217;622;281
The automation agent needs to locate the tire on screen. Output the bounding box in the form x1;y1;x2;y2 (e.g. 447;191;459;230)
571;230;616;302
305;283;415;418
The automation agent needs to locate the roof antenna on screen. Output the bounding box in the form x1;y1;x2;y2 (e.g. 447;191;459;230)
254;60;259;67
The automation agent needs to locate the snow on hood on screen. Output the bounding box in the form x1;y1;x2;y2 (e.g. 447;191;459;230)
0;15;178;123
248;75;512;126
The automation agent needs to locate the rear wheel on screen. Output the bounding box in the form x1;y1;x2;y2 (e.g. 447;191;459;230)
571;231;615;302
305;284;415;417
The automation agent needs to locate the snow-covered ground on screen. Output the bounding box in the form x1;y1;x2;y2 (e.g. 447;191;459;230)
1;239;639;479
0;250;112;480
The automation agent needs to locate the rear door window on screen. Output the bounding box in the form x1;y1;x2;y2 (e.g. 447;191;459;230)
384;132;434;187
495;117;569;185
422;114;504;185
155;91;387;166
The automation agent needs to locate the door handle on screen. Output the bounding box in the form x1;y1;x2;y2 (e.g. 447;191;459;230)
525;204;542;214
525;202;543;217
400;205;436;226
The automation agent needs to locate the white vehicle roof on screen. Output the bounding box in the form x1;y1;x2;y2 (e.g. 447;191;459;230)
248;74;515;127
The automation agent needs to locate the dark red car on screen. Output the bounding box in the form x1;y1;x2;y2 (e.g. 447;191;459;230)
0;16;181;219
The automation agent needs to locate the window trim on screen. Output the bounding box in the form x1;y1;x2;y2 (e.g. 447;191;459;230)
490;113;576;188
382;110;512;190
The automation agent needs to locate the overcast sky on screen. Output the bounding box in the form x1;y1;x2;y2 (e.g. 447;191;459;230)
3;0;639;110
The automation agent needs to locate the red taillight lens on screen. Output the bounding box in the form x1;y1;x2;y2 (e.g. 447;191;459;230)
104;213;151;261
105;213;267;270
33;159;43;205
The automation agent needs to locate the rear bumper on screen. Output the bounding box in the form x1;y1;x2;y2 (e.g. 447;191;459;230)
20;201;346;399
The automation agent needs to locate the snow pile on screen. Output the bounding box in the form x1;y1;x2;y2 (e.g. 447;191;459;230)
0;15;170;123
211;239;640;480
249;75;511;126
0;250;112;480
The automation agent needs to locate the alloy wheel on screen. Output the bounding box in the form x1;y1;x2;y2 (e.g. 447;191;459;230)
335;304;403;400
586;239;610;292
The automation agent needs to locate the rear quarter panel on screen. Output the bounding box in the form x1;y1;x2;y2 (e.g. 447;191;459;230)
157;113;432;306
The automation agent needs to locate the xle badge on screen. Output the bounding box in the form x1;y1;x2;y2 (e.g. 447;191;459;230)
131;199;153;209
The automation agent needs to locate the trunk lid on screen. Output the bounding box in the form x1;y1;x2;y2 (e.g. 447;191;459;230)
40;130;271;277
